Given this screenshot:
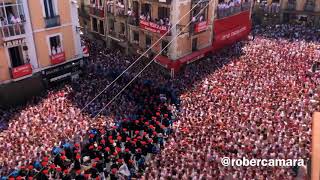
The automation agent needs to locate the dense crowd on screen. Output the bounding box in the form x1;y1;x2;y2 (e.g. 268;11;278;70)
0;24;319;179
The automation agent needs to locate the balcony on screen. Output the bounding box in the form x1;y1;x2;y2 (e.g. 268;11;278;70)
217;5;242;19
90;6;105;18
304;0;315;12
10;63;32;79
44;15;61;28
0;23;25;39
287;1;296;10
106;2;114;14
139;19;171;36
241;1;252;11
116;6;126;16
50;52;66;65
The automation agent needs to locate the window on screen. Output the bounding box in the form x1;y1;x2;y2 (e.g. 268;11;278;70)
158;7;170;19
192;3;208;22
120;23;125;34
192;38;197;52
161;40;169;56
0;2;25;25
141;3;151;16
99;20;104;35
146;35;151;48
109;19;114;31
92;17;98;32
133;31;139;43
49;35;62;55
9;46;24;68
43;0;57;18
133;1;139;16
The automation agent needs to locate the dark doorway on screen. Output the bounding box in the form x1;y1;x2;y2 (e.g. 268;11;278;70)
9;46;24;68
192;38;197;52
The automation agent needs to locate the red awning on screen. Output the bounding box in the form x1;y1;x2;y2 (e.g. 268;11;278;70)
178;46;213;64
156;46;213;69
155;55;172;68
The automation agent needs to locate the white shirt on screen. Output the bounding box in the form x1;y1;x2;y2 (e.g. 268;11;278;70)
51;47;57;55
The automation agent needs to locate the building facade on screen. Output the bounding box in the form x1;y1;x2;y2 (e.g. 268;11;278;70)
87;0;252;74
0;0;85;105
281;0;320;27
253;0;320;26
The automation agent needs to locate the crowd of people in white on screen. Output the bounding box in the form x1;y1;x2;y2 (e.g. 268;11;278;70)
217;0;251;18
0;24;319;179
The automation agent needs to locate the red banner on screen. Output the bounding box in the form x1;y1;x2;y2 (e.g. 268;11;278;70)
213;10;251;50
11;63;32;79
139;20;169;35
194;21;208;33
51;52;66;65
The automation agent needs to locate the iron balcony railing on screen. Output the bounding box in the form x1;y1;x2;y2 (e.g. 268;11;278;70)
44;15;61;28
0;23;25;39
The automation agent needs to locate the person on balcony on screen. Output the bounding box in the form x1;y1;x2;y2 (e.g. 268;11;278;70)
9;13;16;24
147;13;151;21
56;45;62;54
15;16;21;23
159;18;164;26
51;46;57;55
127;8;133;16
199;15;204;22
140;14;146;20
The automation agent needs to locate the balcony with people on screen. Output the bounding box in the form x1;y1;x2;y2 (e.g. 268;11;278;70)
259;0;280;16
0;1;26;39
89;0;105;18
139;5;171;36
49;35;65;65
128;1;139;26
287;0;296;10
106;0;114;14
115;0;126;16
190;3;208;34
217;0;252;19
7;44;33;79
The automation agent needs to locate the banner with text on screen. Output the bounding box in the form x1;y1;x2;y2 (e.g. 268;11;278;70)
213;10;251;50
139;20;170;35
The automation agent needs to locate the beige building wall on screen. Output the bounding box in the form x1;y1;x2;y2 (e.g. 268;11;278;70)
281;0;320;11
316;0;320;12
174;0;213;59
28;0;72;30
33;27;76;68
28;0;77;68
0;48;10;82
